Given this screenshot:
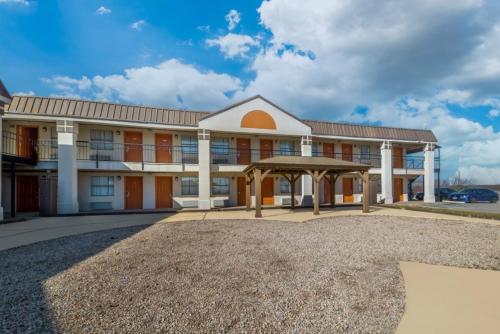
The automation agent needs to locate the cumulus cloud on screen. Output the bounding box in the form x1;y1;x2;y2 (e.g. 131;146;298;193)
459;165;500;185
225;9;240;31
13;90;35;96
0;0;29;5
130;20;145;31
206;33;259;58
96;6;111;15
41;75;92;97
488;109;500;118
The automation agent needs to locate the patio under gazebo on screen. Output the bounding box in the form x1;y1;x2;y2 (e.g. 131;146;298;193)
242;156;371;217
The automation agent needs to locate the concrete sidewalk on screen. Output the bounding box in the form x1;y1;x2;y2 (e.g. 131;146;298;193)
397;261;500;334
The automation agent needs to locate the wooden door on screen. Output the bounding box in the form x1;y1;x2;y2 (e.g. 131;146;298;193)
237;177;246;206
260;139;273;159
125;176;143;209
262;177;274;205
323;178;331;204
155;176;173;208
155;133;172;163
323;143;335;158
393;178;404;202
393;147;403;168
17;126;38;159
237;138;251;165
342;177;354;203
342;144;353;161
124;131;143;162
16;175;39;212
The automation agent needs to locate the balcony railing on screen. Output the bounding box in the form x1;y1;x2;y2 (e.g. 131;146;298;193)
313;151;382;168
76;141;198;166
210;147;301;165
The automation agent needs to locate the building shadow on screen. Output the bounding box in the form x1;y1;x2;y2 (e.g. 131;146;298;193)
0;224;151;333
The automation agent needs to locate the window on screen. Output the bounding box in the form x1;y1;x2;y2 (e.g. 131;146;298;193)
90;129;114;150
359;145;371;163
50;127;58;148
181;136;198;163
279;141;294;156
211;138;230;164
181;177;199;196
280;178;291;194
212;177;229;195
91;176;114;196
312;143;319;157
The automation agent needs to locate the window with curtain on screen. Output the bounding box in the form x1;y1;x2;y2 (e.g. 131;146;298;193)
181;177;199;195
211;137;230;164
280;177;291;194
279;141;294;156
90;129;114;150
359;145;371;163
212;177;229;195
181;136;198;163
91;176;114;196
312;143;319;157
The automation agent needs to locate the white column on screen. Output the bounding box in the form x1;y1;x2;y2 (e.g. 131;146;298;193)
380;141;393;204
424;143;436;203
198;129;211;210
57;120;79;214
301;135;313;206
0;114;3;220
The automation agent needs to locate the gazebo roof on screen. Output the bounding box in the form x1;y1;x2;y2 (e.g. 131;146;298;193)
243;156;370;174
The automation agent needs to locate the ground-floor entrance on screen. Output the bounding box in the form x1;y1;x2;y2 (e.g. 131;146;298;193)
393;177;404;203
155;176;173;209
262;177;274;205
343;177;354;203
16;175;39;212
125;176;143;209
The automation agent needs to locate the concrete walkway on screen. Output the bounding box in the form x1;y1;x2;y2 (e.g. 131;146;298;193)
397;261;500;334
1;206;498;251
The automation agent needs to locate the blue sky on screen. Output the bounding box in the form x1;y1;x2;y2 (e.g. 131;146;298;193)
1;0;500;183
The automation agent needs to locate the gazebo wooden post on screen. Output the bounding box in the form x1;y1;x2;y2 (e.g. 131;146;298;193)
330;171;336;208
245;174;251;211
313;170;320;215
362;171;369;213
290;174;296;209
254;168;262;218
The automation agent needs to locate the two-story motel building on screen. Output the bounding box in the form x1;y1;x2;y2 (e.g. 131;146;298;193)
0;93;439;220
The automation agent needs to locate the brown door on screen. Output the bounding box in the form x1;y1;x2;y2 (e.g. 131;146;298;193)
393;147;403;168
237;177;246;206
237;138;251;165
323;143;334;158
323;178;331;204
17;126;38;159
16;175;39;212
393;178;404;202
342;177;354;203
155;176;173;208
342;144;353;161
155;133;172;163
124;131;143;162
125;176;143;209
260;139;273;159
262;177;274;205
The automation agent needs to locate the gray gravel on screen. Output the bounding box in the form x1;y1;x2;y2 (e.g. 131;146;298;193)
1;216;499;333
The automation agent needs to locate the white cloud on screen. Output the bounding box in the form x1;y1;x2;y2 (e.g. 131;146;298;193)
459;165;500;185
488;109;500;118
96;6;111;15
225;9;241;31
41;76;92;97
206;33;259;58
197;25;210;32
0;0;29;5
13;90;35;96
130;20;145;31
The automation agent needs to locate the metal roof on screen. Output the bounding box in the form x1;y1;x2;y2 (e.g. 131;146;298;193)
243;156;370;174
5;95;437;142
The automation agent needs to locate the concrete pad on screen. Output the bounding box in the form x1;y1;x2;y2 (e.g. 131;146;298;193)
397;261;500;334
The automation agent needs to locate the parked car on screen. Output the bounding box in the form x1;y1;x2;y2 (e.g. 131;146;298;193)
447;188;499;203
414;188;455;201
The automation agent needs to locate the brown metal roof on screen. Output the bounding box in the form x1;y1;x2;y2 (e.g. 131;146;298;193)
243;156;370;174
5;95;210;127
304;120;437;142
5;95;437;142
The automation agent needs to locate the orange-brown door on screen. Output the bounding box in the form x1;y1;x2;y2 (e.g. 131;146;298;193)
323;143;334;158
342;177;354;203
323;178;331;204
155;176;173;208
124;131;143;162
262;177;274;205
393;147;403;168
17;126;38;159
155;133;172;163
342;144;353;161
237;138;251;165
260;139;273;159
237;177;246;206
16;175;39;212
393;178;404;202
125;176;143;209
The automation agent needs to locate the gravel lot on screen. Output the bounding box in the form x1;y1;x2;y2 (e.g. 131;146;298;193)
1;216;499;333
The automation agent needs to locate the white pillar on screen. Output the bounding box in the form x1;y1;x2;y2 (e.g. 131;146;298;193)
0;114;3;220
57;120;79;214
198;129;211;210
424;143;436;203
380;141;393;204
301;135;313;206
